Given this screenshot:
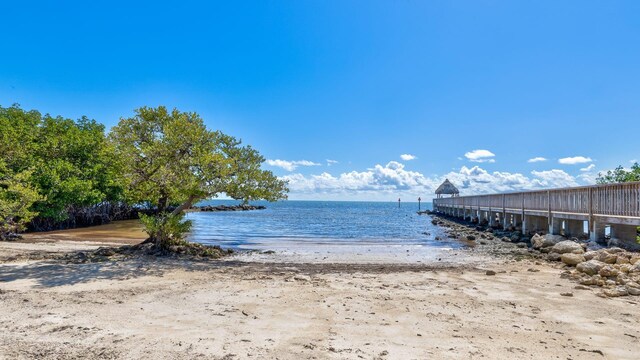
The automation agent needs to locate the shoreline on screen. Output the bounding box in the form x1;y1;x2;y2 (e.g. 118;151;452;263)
1;222;639;359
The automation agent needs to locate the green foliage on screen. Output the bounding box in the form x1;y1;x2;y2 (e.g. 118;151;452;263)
0;168;41;239
596;163;640;184
596;163;640;242
0;104;124;228
110;106;288;247
139;213;192;248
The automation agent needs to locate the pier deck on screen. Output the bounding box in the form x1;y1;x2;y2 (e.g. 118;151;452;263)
433;182;640;246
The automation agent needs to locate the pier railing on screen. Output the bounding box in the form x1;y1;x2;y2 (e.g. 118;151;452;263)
433;182;640;218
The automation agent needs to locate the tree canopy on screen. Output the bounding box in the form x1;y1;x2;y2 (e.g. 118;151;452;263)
0;104;288;243
596;163;640;184
109;106;288;247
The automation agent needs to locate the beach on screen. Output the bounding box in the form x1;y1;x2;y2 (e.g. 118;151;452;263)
1;228;639;360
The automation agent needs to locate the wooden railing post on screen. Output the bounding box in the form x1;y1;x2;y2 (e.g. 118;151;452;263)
547;190;551;228
588;187;593;233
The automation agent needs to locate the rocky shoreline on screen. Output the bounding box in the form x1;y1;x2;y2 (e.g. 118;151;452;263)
430;212;640;298
191;204;267;212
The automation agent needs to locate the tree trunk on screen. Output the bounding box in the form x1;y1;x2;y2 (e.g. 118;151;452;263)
171;195;198;216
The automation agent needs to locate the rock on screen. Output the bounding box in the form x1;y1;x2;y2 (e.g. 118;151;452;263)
576;260;606;276
629;262;640;273
630;256;640;265
606;247;626;254
626;286;640;296
293;275;311;282
619;264;632;274
598;252;618;264
466;235;476;241
547;252;562;262
616;256;630;265
574;285;591;290
550;241;584;255
510;234;521;243
560;292;574;297
516;242;527;248
561;253;586;266
501;237;511;243
599;265;619;278
603;286;628;297
583;251;598;261
485;270;496;276
531;234;564;250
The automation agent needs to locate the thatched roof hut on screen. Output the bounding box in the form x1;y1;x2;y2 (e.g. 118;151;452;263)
435;179;459;198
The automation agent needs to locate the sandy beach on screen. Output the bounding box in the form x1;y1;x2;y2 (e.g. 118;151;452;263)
1;228;639;360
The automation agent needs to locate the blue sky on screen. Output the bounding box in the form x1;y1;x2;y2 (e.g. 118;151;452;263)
2;1;640;201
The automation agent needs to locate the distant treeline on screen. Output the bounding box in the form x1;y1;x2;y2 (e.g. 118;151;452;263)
0;105;133;233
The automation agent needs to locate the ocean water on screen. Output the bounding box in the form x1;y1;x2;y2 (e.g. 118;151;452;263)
185;200;467;261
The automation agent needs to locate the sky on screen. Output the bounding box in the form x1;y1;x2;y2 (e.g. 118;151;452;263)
2;1;640;201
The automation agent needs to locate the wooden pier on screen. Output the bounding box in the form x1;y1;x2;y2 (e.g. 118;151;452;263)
432;182;640;246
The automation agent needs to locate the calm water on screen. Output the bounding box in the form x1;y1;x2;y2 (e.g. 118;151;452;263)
186;200;464;255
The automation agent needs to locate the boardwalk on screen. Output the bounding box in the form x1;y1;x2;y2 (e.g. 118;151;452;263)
433;182;640;246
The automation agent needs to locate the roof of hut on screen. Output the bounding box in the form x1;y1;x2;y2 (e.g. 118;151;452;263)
435;179;459;195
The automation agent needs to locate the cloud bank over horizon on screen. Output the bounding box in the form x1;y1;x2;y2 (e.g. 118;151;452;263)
278;160;594;201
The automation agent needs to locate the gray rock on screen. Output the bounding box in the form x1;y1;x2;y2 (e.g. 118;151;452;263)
485;270;496;276
576;260;606;276
550;241;584;255
561;253;586;266
603;286;628;297
626;286;640;296
547;252;562;262
531;234;564;250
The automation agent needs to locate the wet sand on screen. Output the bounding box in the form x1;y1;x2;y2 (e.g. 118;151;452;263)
0;225;639;359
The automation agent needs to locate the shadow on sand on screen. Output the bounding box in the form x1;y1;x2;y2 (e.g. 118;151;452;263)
0;258;248;289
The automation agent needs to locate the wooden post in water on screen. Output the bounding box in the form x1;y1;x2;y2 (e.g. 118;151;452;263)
418;197;421;211
398;198;401;208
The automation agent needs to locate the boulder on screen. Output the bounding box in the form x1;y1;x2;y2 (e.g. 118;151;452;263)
547;252;562;262
583;251;598;261
630;262;640;273
531;234;564;250
561;253;586;266
627;286;640;296
616;256;630;265
603;286;628;297
576;260;606;276
599;265;619;278
550;241;584;255
630;256;640;265
598;252;618;264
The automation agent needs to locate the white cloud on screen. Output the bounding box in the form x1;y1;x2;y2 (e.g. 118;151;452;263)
580;164;596;172
558;156;593;165
630;159;638;164
530;169;579;188
527;157;548;163
326;159;339;166
282;162;592;201
266;159;321;171
400;154;417;161
464;149;496;163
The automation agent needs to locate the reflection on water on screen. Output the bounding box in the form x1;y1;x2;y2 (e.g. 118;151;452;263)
24;220;146;244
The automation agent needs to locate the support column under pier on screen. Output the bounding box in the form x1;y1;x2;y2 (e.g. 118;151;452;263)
549;217;563;236
590;221;606;243
523;215;548;235
610;224;638;246
565;220;585;238
503;213;511;229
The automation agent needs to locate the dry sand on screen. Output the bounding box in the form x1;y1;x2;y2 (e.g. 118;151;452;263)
0;230;639;359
